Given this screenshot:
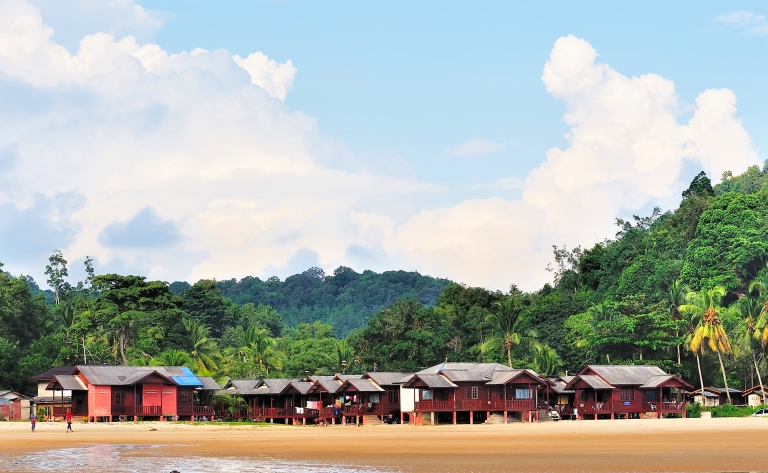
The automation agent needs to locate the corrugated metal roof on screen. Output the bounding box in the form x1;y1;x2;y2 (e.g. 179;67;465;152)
548;379;575;394
47;375;87;391
706;386;743;394
406;374;458;389
196;377;221;390
30;366;76;381
586;365;667;385
288;381;314;395
639;375;674;389
440;370;490;382
253;378;296;395
31;395;71;404
223;379;259;395
335;374;363;381
579;375;614;390
363;372;413;386
312;378;343;394
486;369;548;385
418;362;514;377
341;378;385;392
75;365;205;387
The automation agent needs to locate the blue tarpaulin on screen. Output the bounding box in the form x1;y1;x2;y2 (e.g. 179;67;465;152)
172;367;203;387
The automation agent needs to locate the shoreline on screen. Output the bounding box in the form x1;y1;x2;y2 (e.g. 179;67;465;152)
2;417;768;472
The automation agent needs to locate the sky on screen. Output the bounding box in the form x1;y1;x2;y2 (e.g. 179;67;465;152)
0;0;765;291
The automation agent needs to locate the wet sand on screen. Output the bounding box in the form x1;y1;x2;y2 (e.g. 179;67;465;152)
2;417;767;472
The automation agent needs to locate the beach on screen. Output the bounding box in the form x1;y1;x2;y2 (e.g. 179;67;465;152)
1;417;767;472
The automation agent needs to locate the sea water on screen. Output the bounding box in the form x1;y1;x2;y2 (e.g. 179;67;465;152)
2;444;395;472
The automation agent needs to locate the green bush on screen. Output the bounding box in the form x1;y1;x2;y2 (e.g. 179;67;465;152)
686;403;701;418
710;404;758;418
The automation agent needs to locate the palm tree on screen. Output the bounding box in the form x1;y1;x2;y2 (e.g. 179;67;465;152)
737;296;767;404
183;318;220;373
212;393;250;420
334;339;357;374
151;349;193;367
235;326;283;374
680;286;733;404
482;296;535;367
667;281;689;365
585;304;620;363
530;344;563;376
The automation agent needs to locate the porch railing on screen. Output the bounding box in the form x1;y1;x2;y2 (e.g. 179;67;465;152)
414;400;455;411
194;405;214;416
648;401;685;412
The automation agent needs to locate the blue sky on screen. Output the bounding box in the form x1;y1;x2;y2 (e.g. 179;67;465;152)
0;0;764;290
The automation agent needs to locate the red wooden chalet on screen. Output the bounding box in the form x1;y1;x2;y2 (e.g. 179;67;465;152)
565;365;692;419
401;363;551;425
40;365;220;422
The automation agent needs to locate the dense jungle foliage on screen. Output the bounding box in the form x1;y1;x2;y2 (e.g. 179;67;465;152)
4;165;768;397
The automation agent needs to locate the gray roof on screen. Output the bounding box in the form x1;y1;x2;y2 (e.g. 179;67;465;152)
30;366;75;381
440;370;491;382
31;395;71;404
197;377;221;390
253;378;297;395
288;381;314;395
579;375;614;390
311;378;343;394
585;365;667;386
75;365;197;386
405;374;458;389
363;372;413;386
47;375;87;391
487;369;547;385
639;375;675;389
548;379;575;394
223;379;260;395
335;374;363;381
417;362;515;379
341;378;385;392
705;386;743;394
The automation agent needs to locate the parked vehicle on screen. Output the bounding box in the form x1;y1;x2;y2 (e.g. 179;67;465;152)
549;409;560;421
751;408;768;417
386;410;401;424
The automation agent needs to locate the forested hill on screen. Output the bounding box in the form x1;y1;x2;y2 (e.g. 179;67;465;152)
169;268;451;336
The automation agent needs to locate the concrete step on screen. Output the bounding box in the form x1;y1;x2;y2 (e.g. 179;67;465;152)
538;409;553;422
484;413;506;424
362;415;384;426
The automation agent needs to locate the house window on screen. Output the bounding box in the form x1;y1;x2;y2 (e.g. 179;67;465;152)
136;394;142;405
115;392;122;405
388;389;399;403
466;386;479;399
422;390;432;400
580;391;587;402
558;395;569;405
515;389;532;399
369;394;380;403
181;392;188;404
620;389;635;401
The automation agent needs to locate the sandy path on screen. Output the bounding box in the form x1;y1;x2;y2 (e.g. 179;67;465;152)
1;418;767;472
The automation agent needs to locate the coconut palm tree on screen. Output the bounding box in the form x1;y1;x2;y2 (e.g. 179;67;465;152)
212;393;250;420
482;296;534;367
183;318;220;373
529;344;563;376
151;349;193;367
737;296;767;403
234;326;284;374
680;286;733;404
334;339;359;374
667;281;689;365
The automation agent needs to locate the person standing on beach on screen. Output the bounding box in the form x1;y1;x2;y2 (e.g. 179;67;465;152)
30;412;36;432
66;411;72;433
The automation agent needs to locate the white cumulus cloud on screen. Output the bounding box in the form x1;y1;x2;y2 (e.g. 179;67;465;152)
390;35;759;290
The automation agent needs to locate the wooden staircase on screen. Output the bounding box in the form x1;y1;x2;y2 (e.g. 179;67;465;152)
362;415;384;426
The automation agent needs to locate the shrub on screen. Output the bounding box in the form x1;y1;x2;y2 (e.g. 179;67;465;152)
686;403;701;418
710;404;757;418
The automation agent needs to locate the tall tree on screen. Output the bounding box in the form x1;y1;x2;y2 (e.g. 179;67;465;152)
667;281;689;365
483;296;534;367
681;286;734;403
183;318;219;373
45;249;68;304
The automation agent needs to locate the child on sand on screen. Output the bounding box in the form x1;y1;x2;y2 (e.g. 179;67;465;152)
66;411;72;433
30;413;36;432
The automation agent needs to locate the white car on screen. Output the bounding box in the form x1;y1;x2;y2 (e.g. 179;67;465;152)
752;409;768;417
549;409;560;421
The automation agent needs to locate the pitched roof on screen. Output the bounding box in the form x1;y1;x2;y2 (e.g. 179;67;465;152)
584;365;667;386
487;369;549;385
223;379;259;395
404;373;458;389
196;377;221;390
340;378;384;392
440;370;490;382
741;385;767;396
288;381;314;395
30;366;75;381
31;395;71;404
363;372;413;386
74;365;203;387
548;378;575;394
253;378;296;395
311;378;343;394
639;375;693;390
578;375;614;390
335;374;363;381
46;375;87;391
417;362;515;379
704;386;742;394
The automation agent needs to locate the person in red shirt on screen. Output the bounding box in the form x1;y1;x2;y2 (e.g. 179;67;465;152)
65;411;72;433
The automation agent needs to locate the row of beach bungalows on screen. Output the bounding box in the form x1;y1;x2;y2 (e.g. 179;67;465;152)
35;362;743;424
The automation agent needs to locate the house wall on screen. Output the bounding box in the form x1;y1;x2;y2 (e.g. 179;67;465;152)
38;382;71;398
400;386;415;412
143;384;162;408
88;385;112;417
162;385;177;415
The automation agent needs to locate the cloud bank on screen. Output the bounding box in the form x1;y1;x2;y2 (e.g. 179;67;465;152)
0;2;759;291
